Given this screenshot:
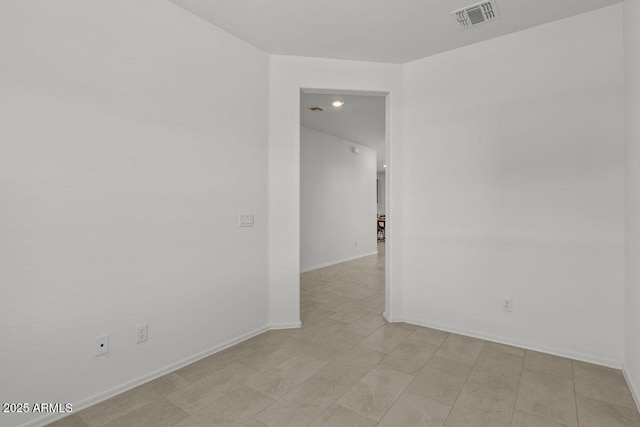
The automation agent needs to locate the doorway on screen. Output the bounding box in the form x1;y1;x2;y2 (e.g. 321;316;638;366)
299;89;388;327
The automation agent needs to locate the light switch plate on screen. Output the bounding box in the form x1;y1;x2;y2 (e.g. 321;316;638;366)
239;213;255;227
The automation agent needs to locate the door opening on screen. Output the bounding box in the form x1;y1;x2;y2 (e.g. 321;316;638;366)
298;89;390;327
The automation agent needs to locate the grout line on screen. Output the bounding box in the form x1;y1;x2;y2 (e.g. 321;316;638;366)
440;339;481;425
572;360;581;426
508;348;526;426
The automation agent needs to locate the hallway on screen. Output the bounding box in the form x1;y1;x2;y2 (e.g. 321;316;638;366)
50;243;639;427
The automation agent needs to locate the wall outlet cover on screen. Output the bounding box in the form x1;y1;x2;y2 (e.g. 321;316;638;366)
137;323;148;344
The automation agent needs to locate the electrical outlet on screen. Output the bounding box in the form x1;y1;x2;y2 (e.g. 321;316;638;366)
96;334;109;356
503;297;513;312
136;323;148;344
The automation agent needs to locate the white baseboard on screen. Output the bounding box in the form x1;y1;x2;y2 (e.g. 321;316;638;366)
270;321;302;330
21;325;270;427
300;251;378;273
623;365;640;412
399;316;622;369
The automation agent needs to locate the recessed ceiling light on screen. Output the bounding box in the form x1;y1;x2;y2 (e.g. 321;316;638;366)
332;100;344;107
383;164;387;168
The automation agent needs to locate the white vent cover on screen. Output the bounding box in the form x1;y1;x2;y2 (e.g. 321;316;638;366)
453;1;500;29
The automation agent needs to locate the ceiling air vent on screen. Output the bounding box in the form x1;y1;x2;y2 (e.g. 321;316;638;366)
453;1;499;29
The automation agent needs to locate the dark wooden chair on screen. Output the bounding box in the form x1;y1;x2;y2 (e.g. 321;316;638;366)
377;218;385;241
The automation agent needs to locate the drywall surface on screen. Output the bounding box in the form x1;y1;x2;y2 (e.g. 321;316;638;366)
300;127;377;272
268;55;403;326
625;0;640;409
401;5;625;365
0;1;269;426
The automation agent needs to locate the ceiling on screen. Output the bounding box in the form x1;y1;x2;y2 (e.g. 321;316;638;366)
168;0;620;64
300;93;386;172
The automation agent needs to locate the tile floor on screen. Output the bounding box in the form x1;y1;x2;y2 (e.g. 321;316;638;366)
49;243;640;427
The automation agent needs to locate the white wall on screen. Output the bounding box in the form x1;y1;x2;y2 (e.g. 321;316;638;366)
300;127;377;272
0;2;269;426
400;5;625;366
268;56;403;327
377;172;386;215
625;0;640;408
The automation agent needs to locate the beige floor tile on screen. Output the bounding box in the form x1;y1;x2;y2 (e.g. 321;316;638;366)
282;374;350;408
241;330;296;350
407;326;450;347
309;404;377;427
292;338;354;363
195;384;274;424
300;275;330;286
242;338;305;372
305;290;343;304
176;411;266;427
444;380;517;427
573;360;638;410
303;329;363;356
337;365;413;421
315;344;386;387
390;322;418;333
255;370;355;426
172;415;234;427
378;391;451;427
483;341;526;357
359;292;385;309
320;296;361;313
45;414;88;427
248;354;327;398
302;308;337;326
255;399;324;427
511;410;572;427
77;383;163;426
140;373;191;396
434;334;485;365
176;347;256;383
523;350;573;380
576;394;640;427
244;419;270;427
329;305;371;323
466;344;523;390
101;399;187;427
369;304;385;315
361;324;411;353
379;338;438;375
292;318;346;342
346;287;381;301
167;362;261;414
344;314;387;337
408;355;473;405
514;369;577;427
